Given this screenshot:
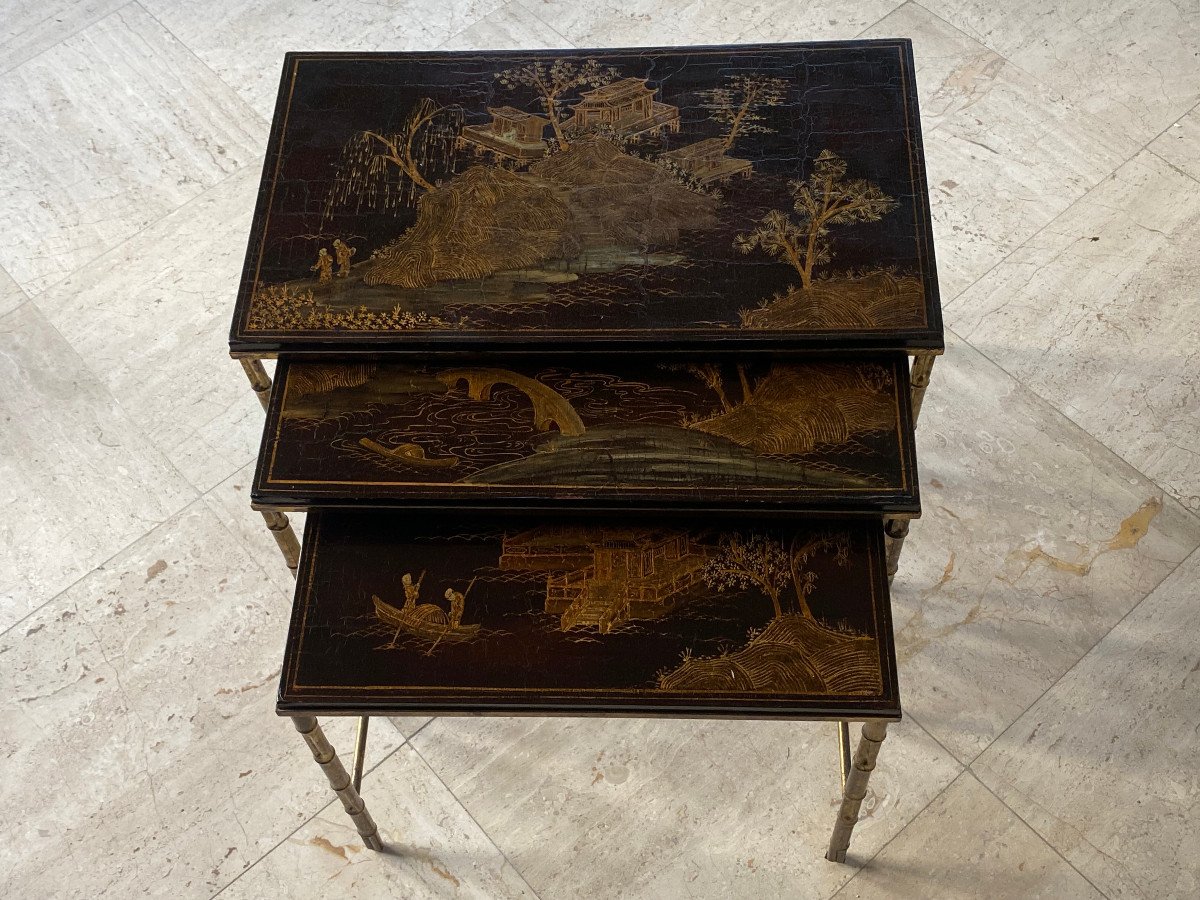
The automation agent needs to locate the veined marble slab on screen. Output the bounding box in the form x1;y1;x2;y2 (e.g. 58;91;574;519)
438;2;574;51
0;303;196;632
974;547;1200;899
0;0;126;76
838;773;1102;899
890;332;1200;762
203;463;433;738
919;0;1200;144
37;167;268;494
143;0;509;118
740;0;905;43
203;460;298;597
0;504;405;898
219;745;536;899
864;4;1137;302
513;0;755;46
947;150;1200;512
411;716;960;896
0;4;261;295
1150;105;1200;183
0;264;24;318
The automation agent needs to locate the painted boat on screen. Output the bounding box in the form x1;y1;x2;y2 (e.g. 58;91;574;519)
372;595;480;642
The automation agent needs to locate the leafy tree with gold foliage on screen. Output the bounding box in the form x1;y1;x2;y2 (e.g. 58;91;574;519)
735;150;897;289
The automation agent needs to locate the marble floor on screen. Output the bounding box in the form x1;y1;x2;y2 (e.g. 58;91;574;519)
2;1;1198;897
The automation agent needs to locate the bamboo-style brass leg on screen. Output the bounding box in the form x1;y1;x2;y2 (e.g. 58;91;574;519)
826;720;889;863
292;716;384;851
910;352;936;422
240;358;272;411
352;716;369;793
884;518;910;584
261;510;301;577
836;721;851;789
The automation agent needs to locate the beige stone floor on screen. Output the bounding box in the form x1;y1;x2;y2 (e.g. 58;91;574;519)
2;1;1198;897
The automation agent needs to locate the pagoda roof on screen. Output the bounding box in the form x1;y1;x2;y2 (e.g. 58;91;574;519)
575;77;654;106
488;105;549;123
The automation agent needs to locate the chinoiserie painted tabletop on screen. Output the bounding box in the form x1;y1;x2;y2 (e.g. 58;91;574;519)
252;354;919;514
230;41;941;355
279;509;899;719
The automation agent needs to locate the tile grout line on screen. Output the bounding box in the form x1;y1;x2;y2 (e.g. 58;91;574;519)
0;0;140;77
963;540;1200;773
827;715;968;898
134;0;271;131
208;727;414;900
407;738;546;899
971;771;1113;898
5;3;267;305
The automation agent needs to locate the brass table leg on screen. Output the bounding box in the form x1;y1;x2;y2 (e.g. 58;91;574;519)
884;518;910;585
352;716;370;793
240;358;272;412
910;351;936;422
836;721;851;789
826;720;889;863
292;716;384;851
261;510;301;577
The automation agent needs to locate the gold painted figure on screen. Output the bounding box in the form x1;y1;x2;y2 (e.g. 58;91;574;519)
333;239;356;277
310;247;333;283
444;587;466;628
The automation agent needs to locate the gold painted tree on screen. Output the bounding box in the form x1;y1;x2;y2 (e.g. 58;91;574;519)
701;531;849;619
495;58;618;151
698;74;788;149
735;150;897;289
324;98;463;218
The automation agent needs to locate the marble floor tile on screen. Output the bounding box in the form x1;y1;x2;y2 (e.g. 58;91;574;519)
919;0;1200;144
863;4;1137;302
0;0;127;76
144;0;508;118
889;331;1200;762
946;150;1200;512
0;303;196;632
0;503;405;899
202;463;433;738
514;0;751;47
838;772;1101;899
202;460;299;597
0;4;261;295
37;167;268;494
439;2;574;51
412;716;961;897
1150;103;1200;182
974;547;1200;899
0;264;25;318
739;0;905;43
220;745;536;899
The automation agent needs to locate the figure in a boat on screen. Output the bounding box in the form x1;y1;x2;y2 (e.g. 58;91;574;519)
375;573;480;650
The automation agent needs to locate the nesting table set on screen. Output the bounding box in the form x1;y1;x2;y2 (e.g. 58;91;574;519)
229;41;942;863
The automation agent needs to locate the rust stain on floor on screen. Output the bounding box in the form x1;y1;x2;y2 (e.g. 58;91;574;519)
307;835;349;861
1013;496;1162;579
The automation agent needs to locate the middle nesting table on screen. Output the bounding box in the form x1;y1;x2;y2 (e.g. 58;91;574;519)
252;355;918;517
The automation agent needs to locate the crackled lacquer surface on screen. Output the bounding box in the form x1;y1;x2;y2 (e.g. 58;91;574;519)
282;511;897;717
5;0;1200;897
230;42;942;350
257;356;916;511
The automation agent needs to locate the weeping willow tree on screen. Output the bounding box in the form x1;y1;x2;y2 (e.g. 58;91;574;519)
323;98;464;220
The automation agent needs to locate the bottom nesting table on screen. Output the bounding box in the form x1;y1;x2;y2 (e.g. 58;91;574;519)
278;509;901;862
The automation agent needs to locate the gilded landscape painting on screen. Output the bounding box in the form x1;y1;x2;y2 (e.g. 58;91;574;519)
280;512;899;716
233;43;940;350
256;357;917;511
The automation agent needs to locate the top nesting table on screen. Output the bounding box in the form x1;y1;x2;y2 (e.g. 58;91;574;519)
228;41;942;356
